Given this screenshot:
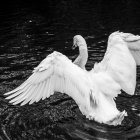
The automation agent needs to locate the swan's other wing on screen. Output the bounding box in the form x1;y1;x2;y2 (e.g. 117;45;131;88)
94;32;138;96
5;51;92;106
119;32;140;65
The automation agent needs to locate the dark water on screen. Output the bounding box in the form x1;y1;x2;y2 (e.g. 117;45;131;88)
1;1;140;140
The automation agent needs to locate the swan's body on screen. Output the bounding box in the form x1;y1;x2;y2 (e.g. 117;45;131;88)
4;32;140;125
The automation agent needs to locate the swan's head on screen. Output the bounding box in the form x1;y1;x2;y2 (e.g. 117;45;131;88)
72;35;87;50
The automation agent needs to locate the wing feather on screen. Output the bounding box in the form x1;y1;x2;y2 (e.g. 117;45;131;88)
20;85;38;106
119;32;140;65
9;85;32;103
29;83;42;104
6;84;30;99
5;51;92;106
42;79;50;100
128;47;140;65
12;85;32;105
45;78;52;98
94;32;138;96
15;86;33;104
35;81;46;102
5;82;29;95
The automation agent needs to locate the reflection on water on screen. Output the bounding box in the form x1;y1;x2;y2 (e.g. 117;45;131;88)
0;1;140;139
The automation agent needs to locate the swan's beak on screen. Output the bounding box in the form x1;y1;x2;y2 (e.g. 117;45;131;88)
72;44;76;50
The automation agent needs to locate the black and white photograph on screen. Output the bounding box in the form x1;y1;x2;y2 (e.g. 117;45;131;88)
0;0;140;139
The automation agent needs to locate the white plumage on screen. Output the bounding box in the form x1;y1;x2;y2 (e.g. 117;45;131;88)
4;32;140;125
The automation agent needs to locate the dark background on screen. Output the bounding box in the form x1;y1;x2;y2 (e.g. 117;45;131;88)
0;0;140;140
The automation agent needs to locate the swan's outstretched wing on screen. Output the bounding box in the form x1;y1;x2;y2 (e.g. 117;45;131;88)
5;51;93;106
94;32;140;96
119;32;140;65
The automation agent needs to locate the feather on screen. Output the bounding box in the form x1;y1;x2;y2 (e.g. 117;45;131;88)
20;85;37;106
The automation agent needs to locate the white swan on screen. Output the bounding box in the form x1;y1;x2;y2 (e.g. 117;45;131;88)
4;31;140;125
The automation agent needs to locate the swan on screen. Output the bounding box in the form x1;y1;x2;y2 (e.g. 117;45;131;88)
4;31;140;125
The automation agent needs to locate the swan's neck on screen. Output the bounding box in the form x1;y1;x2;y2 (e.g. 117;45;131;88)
79;45;88;57
77;44;88;69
